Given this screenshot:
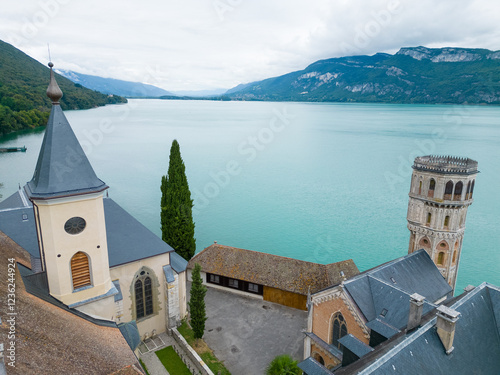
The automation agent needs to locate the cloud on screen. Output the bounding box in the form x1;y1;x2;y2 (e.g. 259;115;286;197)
0;0;499;91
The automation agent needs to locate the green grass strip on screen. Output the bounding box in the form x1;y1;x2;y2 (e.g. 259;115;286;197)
178;320;231;375
139;358;150;375
155;346;191;375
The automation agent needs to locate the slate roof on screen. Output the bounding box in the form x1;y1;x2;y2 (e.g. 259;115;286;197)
342;250;452;330
298;357;334;375
170;251;188;273
341;283;500;375
338;334;374;358
188;244;359;295
103;197;174;267
365;318;399;339
0;230;142;375
0;193;174;268
25;105;108;199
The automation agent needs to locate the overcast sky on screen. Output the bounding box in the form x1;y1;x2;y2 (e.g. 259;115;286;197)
1;0;499;91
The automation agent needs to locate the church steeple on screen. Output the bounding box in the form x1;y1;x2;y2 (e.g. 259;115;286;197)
25;62;108;200
25;62;115;313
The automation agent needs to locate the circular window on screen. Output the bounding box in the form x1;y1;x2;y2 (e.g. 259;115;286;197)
64;217;86;235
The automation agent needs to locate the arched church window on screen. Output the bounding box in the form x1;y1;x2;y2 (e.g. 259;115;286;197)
444;181;454;200
437;252;445;266
71;252;91;289
444;216;450;229
428;179;436;198
135;276;153;319
133;268;157;320
470;180;475;198
454;181;463;201
452;251;457;264
426;213;432;226
418;180;422;195
331;312;348;349
466;181;471;199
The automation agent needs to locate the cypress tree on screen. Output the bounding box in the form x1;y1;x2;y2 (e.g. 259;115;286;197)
161;139;196;260
188;263;207;339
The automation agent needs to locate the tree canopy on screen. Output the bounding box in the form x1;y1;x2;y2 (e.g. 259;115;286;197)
160;139;196;260
0;39;126;136
188;263;207;340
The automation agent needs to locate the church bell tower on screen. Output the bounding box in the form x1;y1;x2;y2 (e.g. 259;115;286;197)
24;63;116;318
407;155;478;293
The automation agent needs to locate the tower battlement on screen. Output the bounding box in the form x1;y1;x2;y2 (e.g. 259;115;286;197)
413;155;478;175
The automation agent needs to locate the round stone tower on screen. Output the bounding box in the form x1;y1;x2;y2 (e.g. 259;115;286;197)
407;155;478;292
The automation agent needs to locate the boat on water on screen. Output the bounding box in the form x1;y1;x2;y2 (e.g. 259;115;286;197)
0;146;27;152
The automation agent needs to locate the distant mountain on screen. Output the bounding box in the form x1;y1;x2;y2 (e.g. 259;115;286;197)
0;40;127;135
227;47;500;105
57;70;173;98
170;88;228;97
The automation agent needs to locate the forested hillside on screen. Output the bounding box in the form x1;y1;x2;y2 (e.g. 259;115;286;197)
0;40;127;135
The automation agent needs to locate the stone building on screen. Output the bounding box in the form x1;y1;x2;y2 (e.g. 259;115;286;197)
301;250;452;371
188;243;359;310
407;155;478;291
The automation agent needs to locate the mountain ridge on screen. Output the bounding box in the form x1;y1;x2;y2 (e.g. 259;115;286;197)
57;70;173;97
226;46;500;104
0;40;127;135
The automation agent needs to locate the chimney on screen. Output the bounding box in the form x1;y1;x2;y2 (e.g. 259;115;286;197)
435;305;460;354
407;293;425;331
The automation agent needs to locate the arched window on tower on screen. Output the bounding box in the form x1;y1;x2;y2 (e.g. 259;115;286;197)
331;312;348;349
419;237;431;250
71;252;91;290
444;181;454;200
444;215;450;230
428;179;436;198
452;251;457;264
426;212;432;227
466;181;471;199
470;180;475;198
418;180;422;195
454;181;463;201
437;252;445;266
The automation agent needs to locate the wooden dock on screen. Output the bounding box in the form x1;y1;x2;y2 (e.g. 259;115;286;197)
0;146;27;153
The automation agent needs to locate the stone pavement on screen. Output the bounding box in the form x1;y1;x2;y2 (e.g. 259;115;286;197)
139;331;198;375
201;286;308;375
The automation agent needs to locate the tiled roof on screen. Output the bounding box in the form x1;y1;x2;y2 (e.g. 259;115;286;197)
188;244;359;295
0;231;141;375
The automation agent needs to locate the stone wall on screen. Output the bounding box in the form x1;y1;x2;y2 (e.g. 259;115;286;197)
171;327;214;375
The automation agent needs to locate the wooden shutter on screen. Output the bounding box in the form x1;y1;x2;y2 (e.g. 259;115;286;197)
71;252;91;289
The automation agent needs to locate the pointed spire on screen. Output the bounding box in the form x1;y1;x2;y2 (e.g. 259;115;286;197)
46;62;63;104
25;63;107;200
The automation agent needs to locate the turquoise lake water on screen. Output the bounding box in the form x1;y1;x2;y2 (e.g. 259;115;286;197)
1;99;499;292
